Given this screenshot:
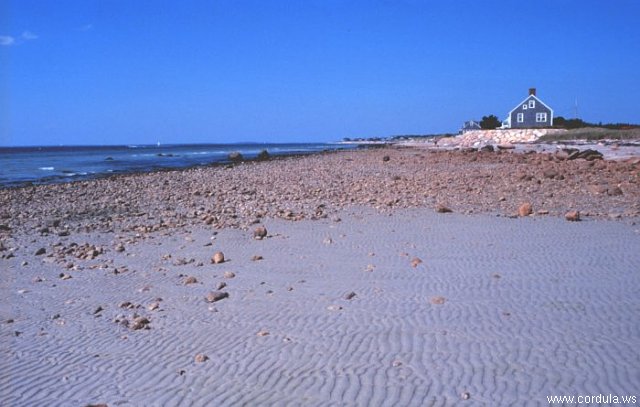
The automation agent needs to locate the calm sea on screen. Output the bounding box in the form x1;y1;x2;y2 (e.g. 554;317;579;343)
0;142;359;188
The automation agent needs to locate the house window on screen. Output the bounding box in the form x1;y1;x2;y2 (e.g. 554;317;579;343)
536;112;548;122
522;104;528;110
529;100;536;108
517;113;524;123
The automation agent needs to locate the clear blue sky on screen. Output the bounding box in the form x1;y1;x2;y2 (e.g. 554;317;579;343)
2;0;639;146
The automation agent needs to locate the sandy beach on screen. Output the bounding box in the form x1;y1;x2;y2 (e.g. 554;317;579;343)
1;147;639;406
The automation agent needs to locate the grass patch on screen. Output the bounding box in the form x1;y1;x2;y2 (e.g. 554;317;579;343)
537;127;640;142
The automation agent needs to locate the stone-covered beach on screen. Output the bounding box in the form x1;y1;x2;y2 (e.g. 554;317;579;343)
1;146;639;406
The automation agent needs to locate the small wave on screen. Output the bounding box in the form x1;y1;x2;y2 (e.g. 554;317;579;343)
38;167;55;171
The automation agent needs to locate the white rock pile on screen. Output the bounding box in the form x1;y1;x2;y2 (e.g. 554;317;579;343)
437;129;567;148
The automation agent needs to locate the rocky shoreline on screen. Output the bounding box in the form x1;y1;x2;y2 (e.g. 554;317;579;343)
1;146;638;242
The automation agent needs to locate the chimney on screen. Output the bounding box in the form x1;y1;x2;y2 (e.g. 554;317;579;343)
529;88;537;96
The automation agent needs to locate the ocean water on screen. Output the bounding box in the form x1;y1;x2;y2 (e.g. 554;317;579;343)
0;142;359;188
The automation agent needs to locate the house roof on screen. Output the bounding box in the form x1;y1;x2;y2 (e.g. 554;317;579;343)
508;94;554;117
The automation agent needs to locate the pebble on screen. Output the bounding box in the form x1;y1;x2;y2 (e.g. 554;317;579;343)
183;276;198;285
253;226;268;240
410;257;423;268
327;304;343;311
565;210;581;222
211;251;225;264
35;247;46;256
216;281;227;290
257;330;270;337
435;204;453;213
518;202;533;217
430;296;446;305
130;316;150;330
205;291;229;303
607;186;623;196
194;353;209;363
223;271;236;279
251;255;263;261
344;291;357;300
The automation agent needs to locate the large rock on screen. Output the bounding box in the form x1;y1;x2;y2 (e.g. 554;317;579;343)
228;152;243;162
567;149;603;161
256;150;270;161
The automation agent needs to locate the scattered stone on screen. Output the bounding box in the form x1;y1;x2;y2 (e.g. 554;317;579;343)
59;273;72;280
35;247;46;256
251;255;263;261
461;391;471;400
410;257;423;268
183;276;198;285
327;304;343;311
344;291;357;300
130;316;150;330
216;281;227;290
223;271;235;279
565;210;581;222
93;306;104;315
257;330;270;337
211;251;225;264
205;291;229;303
436;204;452;213
518;202;533;217
497;143;515;150
430;296;446;305
147;302;160;311
607;186;623;196
115;243;125;253
194;353;209;363
173;257;194;266
479;144;494;152
118;301;135;309
382;155;390;162
253;226;268;240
